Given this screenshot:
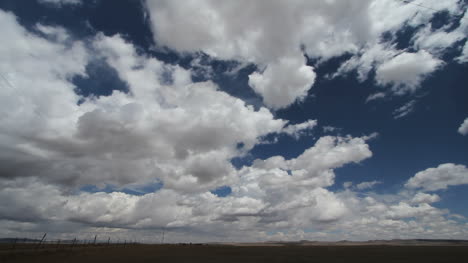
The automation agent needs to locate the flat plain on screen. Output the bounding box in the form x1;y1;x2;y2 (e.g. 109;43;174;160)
1;242;468;263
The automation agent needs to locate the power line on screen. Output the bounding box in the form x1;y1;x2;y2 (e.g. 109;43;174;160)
1;71;45;119
0;72;15;89
397;0;467;22
399;0;438;12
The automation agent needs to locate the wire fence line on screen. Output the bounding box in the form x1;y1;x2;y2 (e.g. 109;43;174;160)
0;235;140;254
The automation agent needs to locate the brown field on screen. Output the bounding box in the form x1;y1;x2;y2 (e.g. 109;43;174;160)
1;243;468;263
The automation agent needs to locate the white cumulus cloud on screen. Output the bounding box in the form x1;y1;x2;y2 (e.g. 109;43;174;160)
356;180;382;190
248;54;316;109
410;192;440;204
145;0;465;107
405;163;468;191
458;118;468;135
375;51;443;94
2;4;468;242
0;10;286;193
281;119;317;139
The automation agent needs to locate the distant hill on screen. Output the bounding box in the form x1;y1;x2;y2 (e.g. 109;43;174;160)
224;239;468;246
0;238;40;243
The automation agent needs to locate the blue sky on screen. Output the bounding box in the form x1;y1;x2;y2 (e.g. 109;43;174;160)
0;0;467;243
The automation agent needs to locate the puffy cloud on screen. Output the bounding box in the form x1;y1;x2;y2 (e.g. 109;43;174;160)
0;10;286;193
0;134;374;236
457;42;468;63
328;187;466;241
289;136;373;176
281;119;317;139
343;182;353;189
145;0;464;107
252;135;374;189
146;0;461;63
89;34;288;191
413;9;468;58
385;202;443;220
2;4;468;242
248;54;316;109
375;51;443;94
0;9;89;186
145;0;323;109
145;0;465;106
453;11;468;63
146;0;308;61
334;0;464;93
334;43;444;97
412;27;465;56
458;118;468;135
0;178;66;222
3;159;468;241
411;192;440;204
1;9;371;213
334;43;399;82
227;135;375;229
405;163;468;191
0;178;194;229
35;24;71;42
356;180;381;190
365;92;386;103
322;126;339;133
367;0;460;35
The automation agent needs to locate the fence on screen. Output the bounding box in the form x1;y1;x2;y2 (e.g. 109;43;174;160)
0;234;139;254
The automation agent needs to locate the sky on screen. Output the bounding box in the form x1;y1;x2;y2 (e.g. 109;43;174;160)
0;0;467;243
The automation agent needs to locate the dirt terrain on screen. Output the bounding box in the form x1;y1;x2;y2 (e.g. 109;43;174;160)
1;242;468;263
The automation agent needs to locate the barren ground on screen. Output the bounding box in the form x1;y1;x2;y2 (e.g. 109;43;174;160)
2;243;468;263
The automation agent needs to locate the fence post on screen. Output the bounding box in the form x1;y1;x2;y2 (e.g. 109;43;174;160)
71;238;76;251
36;233;47;250
11;237;17;250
